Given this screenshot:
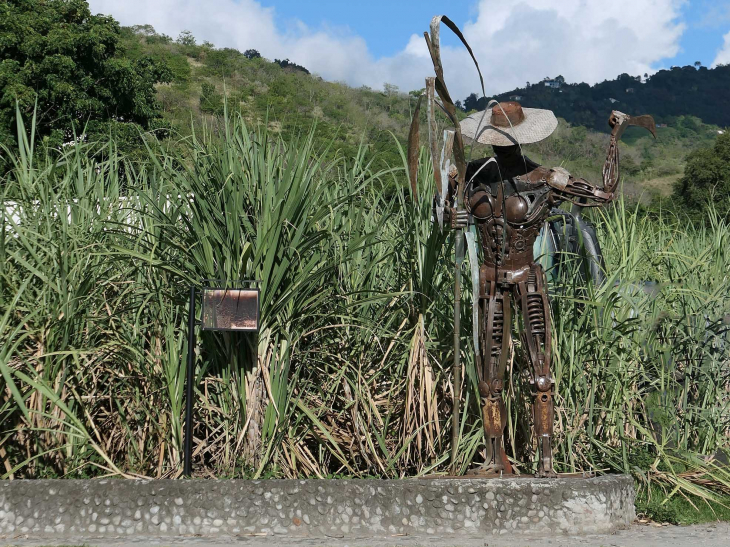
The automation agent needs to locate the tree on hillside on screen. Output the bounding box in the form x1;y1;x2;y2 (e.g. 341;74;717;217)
673;132;730;216
199;82;223;116
476;64;730;132
383;83;399;96
130;25;172;45
176;30;196;47
274;58;309;74
0;0;171;149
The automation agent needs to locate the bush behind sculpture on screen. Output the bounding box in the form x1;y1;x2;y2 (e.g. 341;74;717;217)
0;113;728;506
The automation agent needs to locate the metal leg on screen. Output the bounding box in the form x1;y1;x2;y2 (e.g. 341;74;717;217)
516;264;557;478
478;280;512;473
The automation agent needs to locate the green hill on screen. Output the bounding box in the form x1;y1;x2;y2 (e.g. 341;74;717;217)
0;5;723;205
118;26;722;202
466;65;730;132
119;25;420;171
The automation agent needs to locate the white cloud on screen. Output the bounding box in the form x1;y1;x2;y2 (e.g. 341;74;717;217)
457;0;686;97
712;30;730;66
89;0;687;102
90;0;280;53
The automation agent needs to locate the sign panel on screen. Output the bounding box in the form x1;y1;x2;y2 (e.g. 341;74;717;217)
201;288;259;332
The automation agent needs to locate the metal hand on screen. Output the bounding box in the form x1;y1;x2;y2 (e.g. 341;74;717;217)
450;208;469;229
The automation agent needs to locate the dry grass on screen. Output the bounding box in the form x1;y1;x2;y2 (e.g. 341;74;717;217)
640;174;682;197
0;113;728;505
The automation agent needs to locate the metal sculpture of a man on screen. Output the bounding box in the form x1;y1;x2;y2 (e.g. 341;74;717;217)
410;16;656;477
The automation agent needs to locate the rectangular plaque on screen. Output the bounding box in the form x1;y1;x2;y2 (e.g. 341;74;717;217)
201;288;259;332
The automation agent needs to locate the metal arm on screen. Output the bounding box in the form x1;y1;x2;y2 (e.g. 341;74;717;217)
546;110;656;207
546;134;619;207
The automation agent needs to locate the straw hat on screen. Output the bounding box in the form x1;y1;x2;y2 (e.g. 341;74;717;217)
460;101;558;146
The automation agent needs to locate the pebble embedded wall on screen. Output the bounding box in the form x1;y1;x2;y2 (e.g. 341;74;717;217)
0;475;634;538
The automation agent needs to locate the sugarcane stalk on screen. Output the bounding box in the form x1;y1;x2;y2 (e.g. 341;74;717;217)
422;14;486;476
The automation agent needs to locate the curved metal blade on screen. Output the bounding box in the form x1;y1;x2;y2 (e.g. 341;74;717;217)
616;113;657;140
628;114;657;138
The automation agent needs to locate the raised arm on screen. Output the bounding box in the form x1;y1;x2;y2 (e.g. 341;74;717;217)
546;111;655;207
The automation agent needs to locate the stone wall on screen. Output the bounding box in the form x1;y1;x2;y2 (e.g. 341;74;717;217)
0;475;635;539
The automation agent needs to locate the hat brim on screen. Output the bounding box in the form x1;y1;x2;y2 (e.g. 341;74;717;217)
460;107;558;146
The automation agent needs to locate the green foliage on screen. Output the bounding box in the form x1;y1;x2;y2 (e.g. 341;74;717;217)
468;65;730;131
130;24;173;45
119;26;190;84
204;48;244;78
673;132;730;217
176;30;196;47
274;58;309;74
1;112;729;510
110;18;721;204
116;24;425;173
199;82;223;115
0;0;171;150
636;484;730;525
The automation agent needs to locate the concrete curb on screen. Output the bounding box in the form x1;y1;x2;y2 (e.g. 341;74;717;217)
0;475;635;539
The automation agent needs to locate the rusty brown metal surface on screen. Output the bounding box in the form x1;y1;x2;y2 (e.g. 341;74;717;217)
491;101;526;127
611;111;657;140
413;14;657;479
481;398;505;437
201;288;259;331
425;78;442;203
459;117;654;477
627;114;657;138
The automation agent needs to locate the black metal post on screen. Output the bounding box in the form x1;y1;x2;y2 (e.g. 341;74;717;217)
183;286;196;477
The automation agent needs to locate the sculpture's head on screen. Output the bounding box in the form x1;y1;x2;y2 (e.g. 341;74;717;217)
460;101;558;149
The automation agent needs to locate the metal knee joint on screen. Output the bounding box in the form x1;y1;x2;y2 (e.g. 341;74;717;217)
535;373;553;392
478;379;504;398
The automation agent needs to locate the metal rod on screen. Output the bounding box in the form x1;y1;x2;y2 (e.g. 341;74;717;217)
451;230;463;475
200;279;261;286
450;116;467;475
183;286;196;477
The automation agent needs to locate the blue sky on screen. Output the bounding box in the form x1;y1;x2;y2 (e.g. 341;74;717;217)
672;0;730;66
90;0;730;99
264;0;729;68
260;0;480;58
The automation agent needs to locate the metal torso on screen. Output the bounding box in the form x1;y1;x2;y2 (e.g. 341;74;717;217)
466;156;553;282
465;155;558;477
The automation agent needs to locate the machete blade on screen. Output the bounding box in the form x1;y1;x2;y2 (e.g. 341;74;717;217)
628;114;657;139
615;113;657;140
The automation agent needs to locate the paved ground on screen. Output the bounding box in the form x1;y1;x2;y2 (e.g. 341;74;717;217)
2;522;729;547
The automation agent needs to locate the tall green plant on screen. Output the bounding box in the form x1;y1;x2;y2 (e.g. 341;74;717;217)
0;111;727;505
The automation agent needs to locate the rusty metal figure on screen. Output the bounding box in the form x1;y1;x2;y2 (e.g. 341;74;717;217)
455;104;655;477
410;16;656;477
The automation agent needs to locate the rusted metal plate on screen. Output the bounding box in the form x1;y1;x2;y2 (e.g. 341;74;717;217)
201;288;259;332
481;397;506;437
